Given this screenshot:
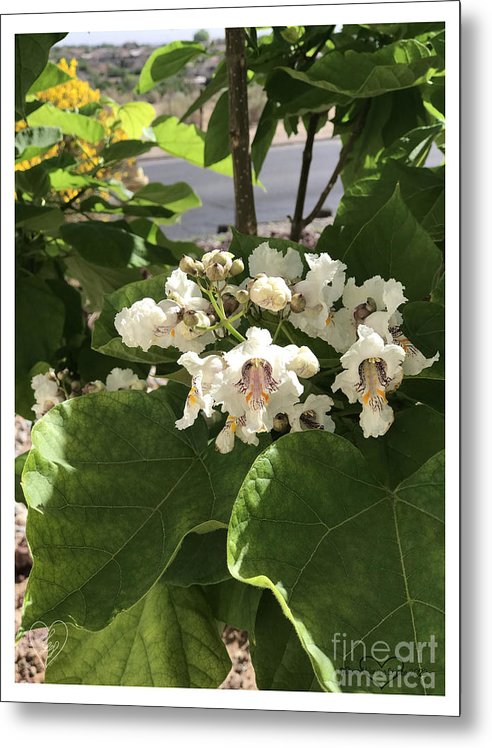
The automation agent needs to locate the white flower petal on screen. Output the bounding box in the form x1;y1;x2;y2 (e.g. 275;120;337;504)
249;242;303;281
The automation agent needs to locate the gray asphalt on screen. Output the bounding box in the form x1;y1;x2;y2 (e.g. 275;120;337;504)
138;139;442;240
139;139;345;240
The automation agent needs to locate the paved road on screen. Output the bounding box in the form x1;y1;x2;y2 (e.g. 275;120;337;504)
139;139;442;240
139;139;345;240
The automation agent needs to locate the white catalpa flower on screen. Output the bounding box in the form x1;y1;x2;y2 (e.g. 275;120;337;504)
287;394;335;433
330;276;408;353
248;241;303;282
175;352;225;430
105;368;146;392
215;415;260;454
388;311;440;376
249;275;292;312
164;268;209;312
332;325;405;439
115;270;214;355
285;345;320;379
31;371;64;420
214;327;304;435
290;253;346;343
114;297;181;352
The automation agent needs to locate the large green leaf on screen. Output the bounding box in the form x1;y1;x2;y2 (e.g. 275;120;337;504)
15;278;65;417
252;591;323;691
228;433;444;694
136;41;205;94
152;116;235;178
63;253;142;312
161;529;230;587
350;403;444;489
45;582;230;687
100;139;155;163
15;33;67;116
60;221;176;268
181;60;227;121
402;301;444;378
27;61;71;95
204;91;230;167
15;125;62;159
15;453;28;506
116;102;156;139
326;185;442;301
203;579;263;635
27;104;105;144
251;100;279;178
21;386;262;632
132;181;201;214
91;273;179;365
329;162;445;243
271;39;440;102
15;204;64;232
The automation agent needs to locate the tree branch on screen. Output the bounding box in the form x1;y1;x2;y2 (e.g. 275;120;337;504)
290;113;320;241
300;100;371;232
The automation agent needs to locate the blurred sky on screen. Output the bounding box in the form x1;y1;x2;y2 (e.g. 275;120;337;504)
54;29;225;46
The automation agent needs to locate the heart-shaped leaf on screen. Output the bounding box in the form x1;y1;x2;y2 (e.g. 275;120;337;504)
21;386;262;632
45;582;230;687
227;432;444;694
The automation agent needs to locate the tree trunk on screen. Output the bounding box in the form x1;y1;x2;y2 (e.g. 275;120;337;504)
225;28;257;235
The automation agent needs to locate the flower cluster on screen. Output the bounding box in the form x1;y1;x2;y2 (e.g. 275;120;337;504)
31;367;147;420
112;242;440;446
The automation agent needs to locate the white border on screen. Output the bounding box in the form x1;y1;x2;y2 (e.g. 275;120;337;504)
1;1;460;716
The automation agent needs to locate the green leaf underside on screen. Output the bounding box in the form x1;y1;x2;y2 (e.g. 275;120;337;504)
161;529;230;587
252;591;323;691
15;34;67;115
272;39;439;101
228;432;444;694
21;387;262;632
328;186;442;301
203;579;263;636
45;581;230;688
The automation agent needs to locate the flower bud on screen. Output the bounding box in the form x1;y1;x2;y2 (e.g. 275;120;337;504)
222;294;240;317
182;309;200;328
249;275;291;312
180;311;211;339
179;255;198;275
287;346;320;378
205;262;228;282
202;250;234;272
273;412;290;433
236;289;249;305
229;258;245;276
82;380;106;395
290;292;306;313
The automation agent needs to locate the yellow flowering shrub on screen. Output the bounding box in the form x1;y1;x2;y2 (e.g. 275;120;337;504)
15;58;135;203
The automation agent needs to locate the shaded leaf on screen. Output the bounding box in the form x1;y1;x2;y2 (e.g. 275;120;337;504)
45;582;230;687
21;386;263;632
228;432;444;694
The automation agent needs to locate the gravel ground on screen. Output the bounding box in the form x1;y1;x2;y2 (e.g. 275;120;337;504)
14;221;327;687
